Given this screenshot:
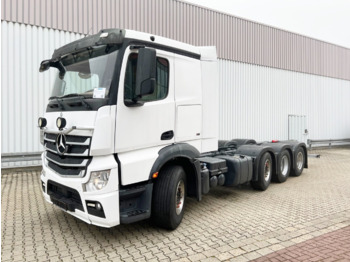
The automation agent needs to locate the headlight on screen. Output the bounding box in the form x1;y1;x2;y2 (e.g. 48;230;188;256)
84;170;110;192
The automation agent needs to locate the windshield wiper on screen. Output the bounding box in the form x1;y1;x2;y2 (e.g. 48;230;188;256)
77;95;92;110
60;93;83;98
49;94;92;110
61;93;92;109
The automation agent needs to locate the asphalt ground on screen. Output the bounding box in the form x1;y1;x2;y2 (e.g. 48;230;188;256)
1;147;350;261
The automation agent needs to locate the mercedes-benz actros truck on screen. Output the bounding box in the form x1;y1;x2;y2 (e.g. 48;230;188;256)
38;29;307;230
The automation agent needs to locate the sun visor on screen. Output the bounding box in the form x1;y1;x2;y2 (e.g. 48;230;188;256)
51;29;125;59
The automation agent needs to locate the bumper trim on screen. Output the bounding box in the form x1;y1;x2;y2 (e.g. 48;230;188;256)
47;180;84;212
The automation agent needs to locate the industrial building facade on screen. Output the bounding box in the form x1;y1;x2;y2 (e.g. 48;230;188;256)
2;0;350;166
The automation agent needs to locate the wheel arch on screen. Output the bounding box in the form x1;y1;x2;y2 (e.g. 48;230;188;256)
149;143;202;201
285;147;294;172
301;144;308;168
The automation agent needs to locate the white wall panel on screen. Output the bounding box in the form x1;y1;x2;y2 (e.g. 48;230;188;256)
2;21;350;168
2;0;350;81
1;21;84;166
218;60;350;142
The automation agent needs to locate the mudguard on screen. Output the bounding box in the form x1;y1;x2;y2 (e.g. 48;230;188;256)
149;143;202;201
268;140;308;169
262;141;308;176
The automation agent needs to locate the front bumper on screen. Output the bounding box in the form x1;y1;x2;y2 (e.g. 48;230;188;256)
41;154;120;228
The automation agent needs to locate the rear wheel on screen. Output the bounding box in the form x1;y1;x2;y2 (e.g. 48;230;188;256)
273;150;291;183
251;152;273;191
152;165;187;230
291;147;305;176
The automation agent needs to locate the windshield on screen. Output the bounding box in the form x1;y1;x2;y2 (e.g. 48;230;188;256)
50;46;118;99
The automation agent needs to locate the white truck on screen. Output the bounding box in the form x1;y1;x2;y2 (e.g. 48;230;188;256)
38;29;308;229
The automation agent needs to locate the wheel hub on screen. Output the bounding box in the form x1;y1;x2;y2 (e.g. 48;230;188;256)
281;155;289;176
175;180;185;215
297;151;304;170
264;159;271;182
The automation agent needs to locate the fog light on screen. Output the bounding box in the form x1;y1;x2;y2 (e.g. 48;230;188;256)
41;169;46;177
96;203;102;210
84;170;110;192
86;201;105;218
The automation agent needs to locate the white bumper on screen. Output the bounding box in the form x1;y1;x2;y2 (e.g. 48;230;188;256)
40;154;120;228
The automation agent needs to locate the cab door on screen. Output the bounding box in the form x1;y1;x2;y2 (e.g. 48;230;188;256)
115;48;175;154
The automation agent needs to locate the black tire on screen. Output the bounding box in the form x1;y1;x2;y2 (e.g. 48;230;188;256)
273;150;291;183
152;165;187;230
291;147;305;177
251;152;273;191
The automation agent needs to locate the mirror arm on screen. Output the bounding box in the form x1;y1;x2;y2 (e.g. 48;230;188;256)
56;61;66;79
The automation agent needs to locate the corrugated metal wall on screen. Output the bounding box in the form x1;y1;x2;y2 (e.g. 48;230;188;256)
218;59;350;141
1;21;84;166
2;0;350;81
2;21;349;161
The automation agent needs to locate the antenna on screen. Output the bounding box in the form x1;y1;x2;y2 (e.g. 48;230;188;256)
85;26;94;37
85;24;98;37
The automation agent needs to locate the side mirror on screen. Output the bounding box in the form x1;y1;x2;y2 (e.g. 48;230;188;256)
39;60;51;72
39;59;66;79
134;48;156;99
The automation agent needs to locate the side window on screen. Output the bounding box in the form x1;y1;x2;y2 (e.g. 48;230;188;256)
124;53;169;102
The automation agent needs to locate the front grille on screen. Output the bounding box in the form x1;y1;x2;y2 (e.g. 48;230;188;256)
48;161;85;176
45;133;89;144
44;133;92;177
47;180;84;212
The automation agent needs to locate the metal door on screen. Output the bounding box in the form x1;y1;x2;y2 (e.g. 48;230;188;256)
288;115;308;144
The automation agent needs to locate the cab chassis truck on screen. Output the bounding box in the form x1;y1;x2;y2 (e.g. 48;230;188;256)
38;29;307;230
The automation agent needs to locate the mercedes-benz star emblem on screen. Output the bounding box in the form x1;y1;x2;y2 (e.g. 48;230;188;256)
56;133;68;155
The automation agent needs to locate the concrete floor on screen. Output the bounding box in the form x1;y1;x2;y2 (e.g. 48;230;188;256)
1;147;350;261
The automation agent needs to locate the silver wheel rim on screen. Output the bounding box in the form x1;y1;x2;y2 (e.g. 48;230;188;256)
281;155;289;176
175;180;185;215
264;159;271;182
297;151;304;170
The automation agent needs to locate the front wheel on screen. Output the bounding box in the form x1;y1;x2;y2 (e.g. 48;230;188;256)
152;165;187;230
251;152;273;191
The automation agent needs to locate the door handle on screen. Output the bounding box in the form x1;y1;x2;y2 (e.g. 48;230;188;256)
161;130;174;140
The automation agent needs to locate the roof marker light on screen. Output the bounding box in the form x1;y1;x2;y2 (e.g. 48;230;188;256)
56;117;67;129
38;117;47;128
